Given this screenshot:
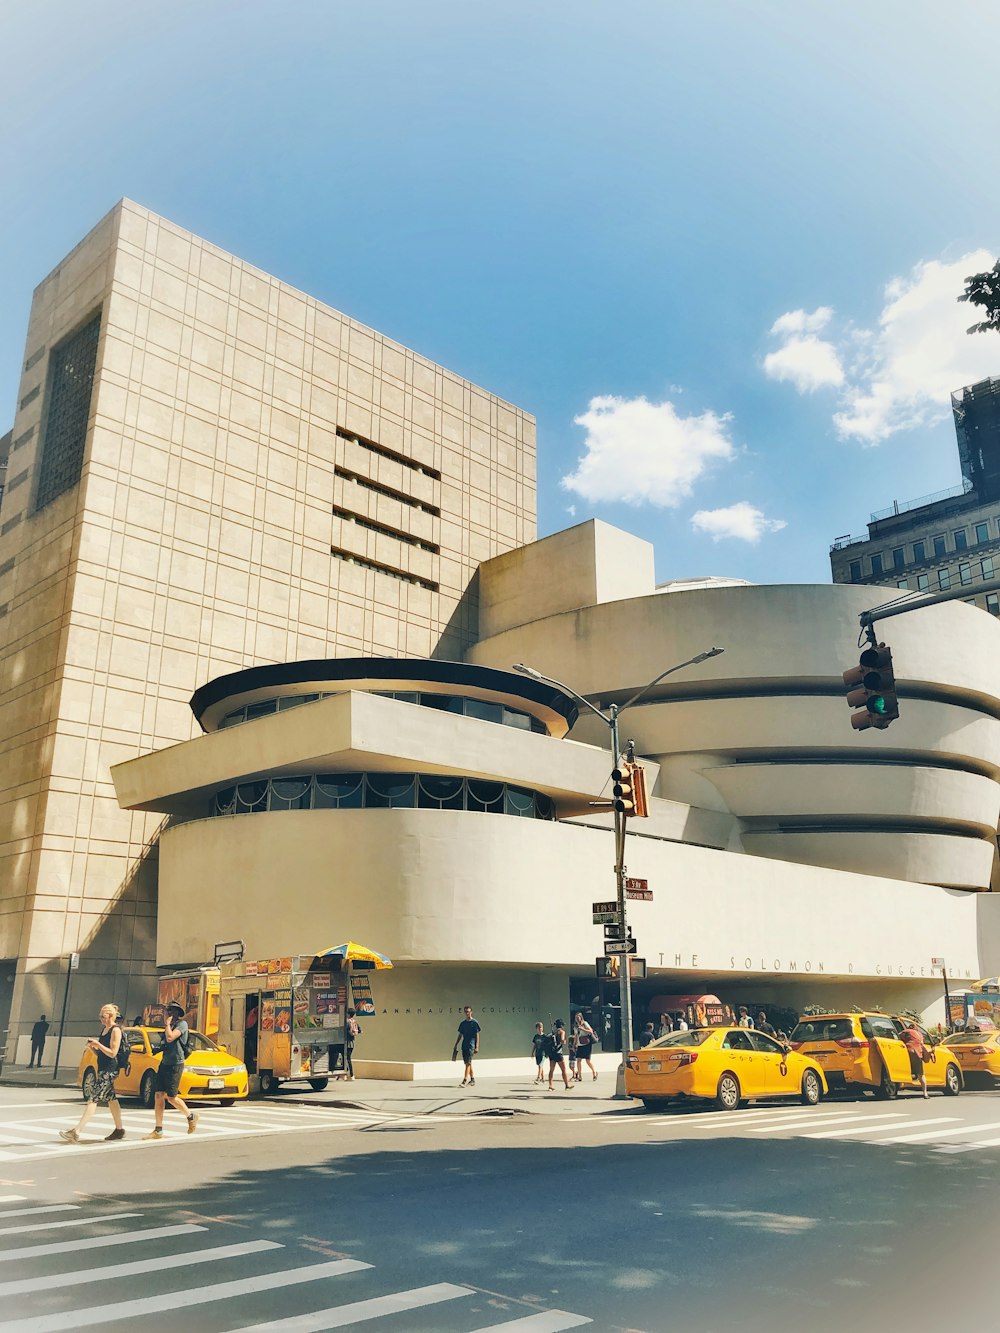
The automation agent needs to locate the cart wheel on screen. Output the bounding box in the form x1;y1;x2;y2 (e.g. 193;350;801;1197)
258;1071;278;1095
218;1099;236;1107
309;1078;329;1092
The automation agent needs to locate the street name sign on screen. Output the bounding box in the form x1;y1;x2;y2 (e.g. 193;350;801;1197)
593;911;620;926
624;877;652;900
605;938;637;955
592;901;618;914
604;923;625;940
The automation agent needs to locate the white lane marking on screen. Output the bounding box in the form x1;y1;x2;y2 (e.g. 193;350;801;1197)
0;1205;78;1220
936;1134;1000;1154
0;1239;282;1298
0;1212;140;1238
467;1312;593;1331
803;1116;956;1140
1;1258;372;1332
750;1112;911;1134
881;1118;1000;1144
0;1223;206;1265
564;1104;874;1127
0;1196;26;1203
232;1282;475;1331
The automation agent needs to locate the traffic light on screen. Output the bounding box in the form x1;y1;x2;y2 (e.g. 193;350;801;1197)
843;643;899;731
611;762;650;815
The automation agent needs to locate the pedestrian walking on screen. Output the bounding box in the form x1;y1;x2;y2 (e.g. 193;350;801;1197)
675;1013;689;1032
453;1005;481;1087
144;1000;198;1139
530;1022;547;1083
738;1007;754;1028
28;1014;49;1068
547;1018;572;1090
756;1011;776;1037
573;1011;599;1080
638;1022;656;1048
900;1021;929;1098
337;1009;361;1080
657;1013;673;1039
59;1004;126;1143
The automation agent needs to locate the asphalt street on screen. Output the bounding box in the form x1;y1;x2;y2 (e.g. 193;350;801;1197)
1;1083;998;1331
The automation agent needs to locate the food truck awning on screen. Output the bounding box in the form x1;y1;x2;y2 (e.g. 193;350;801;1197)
315;941;393;970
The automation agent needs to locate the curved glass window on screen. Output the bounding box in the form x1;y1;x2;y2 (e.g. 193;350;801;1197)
218;690;547;734
211;774;554;821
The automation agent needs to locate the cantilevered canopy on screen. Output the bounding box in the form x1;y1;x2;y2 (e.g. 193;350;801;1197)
315;942;393;970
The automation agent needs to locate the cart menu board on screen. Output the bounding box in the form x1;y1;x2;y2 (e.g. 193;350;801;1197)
350;973;376;1016
294;983;342;1037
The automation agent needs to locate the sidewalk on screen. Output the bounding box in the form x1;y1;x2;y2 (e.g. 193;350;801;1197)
0;1063;633;1116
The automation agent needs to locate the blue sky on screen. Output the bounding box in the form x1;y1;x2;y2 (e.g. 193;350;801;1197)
2;1;999;585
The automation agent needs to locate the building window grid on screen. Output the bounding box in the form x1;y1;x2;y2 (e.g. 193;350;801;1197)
982;556;995;580
870;553;883;577
891;547;905;570
954;529;968;551
938;568;951;591
213;773;555;821
987;593;1000;617
849;560;862;582
218;690;546;734
917;573;930;591
977;521;991;544
932;535;946;558
34;312;101;511
959;562;973;586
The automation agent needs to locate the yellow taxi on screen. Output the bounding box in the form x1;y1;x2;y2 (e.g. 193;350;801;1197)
788;1012;962;1098
938;1028;1000;1083
78;1027;249;1108
625;1026;828;1111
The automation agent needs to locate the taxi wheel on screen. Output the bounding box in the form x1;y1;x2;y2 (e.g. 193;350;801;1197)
716;1072;741;1111
874;1072;898;1100
219;1099;236;1107
641;1098;670;1112
81;1068;96;1101
943;1064;961;1096
139;1071;156;1109
801;1069;822;1106
258;1071;278;1096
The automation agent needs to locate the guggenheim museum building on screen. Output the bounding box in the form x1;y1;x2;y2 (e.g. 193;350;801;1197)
2;201;999;1072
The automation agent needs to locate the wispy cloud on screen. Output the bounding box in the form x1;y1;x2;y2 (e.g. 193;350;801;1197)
766;250;1000;444
561;394;735;507
691;501;786;543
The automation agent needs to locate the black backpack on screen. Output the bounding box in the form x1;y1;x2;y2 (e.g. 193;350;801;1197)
114;1026;131;1075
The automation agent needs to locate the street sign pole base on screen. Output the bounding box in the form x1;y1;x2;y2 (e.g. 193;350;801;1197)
612;1063;633;1099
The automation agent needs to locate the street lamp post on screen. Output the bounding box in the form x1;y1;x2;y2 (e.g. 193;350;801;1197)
513;648;724;1075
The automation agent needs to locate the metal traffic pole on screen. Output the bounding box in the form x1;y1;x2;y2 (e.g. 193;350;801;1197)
52;951;79;1082
513;648;724;1086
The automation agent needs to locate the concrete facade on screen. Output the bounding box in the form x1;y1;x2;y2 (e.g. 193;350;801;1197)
0;201;535;1056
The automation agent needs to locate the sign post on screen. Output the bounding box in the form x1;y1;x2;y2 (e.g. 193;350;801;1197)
931;958;952;1029
52;952;79;1083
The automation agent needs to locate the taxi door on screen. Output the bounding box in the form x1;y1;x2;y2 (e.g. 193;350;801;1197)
868;1016;911;1086
751;1031;793;1096
720;1030;762;1094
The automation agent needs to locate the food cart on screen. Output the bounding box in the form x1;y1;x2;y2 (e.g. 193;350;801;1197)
213;943;390;1094
151;966;221;1037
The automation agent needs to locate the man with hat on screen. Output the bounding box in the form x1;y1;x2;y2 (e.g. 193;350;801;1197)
144;1000;198;1140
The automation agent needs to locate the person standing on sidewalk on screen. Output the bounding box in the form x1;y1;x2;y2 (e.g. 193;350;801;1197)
572;1011;599;1081
454;1005;481;1087
900;1021;929;1099
547;1018;573;1091
530;1022;547;1083
59;1005;126;1143
28;1014;50;1068
145;1001;198;1140
338;1009;361;1080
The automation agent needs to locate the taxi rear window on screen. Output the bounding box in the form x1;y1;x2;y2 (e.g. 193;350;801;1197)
652;1029;715;1048
790;1019;854;1042
945;1031;997;1045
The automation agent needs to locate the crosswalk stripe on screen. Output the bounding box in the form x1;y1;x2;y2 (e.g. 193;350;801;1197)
0;1239;281;1298
0;1205;78;1220
803;1116;956;1140
0;1196;25;1204
0;1212;140;1238
467;1312;593;1331
1;1257;372;1332
749;1112;910;1134
231;1281;474;1330
0;1223;206;1265
881;1118;1000;1144
936;1134;1000;1154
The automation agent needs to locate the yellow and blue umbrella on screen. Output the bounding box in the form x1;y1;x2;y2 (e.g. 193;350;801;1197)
314;941;393;970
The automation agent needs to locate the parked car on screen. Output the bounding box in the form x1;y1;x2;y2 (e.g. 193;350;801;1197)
937;1028;1000;1083
625;1026;827;1112
788;1012;961;1098
78;1026;249;1108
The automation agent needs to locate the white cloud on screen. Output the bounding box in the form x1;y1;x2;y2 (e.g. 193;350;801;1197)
690;502;787;543
766;250;1000;444
561;394;735;507
763;334;845;392
769;307;834;337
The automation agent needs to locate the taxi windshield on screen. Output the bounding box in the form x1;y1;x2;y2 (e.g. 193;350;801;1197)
651;1029;716;1048
790;1018;854;1042
944;1031;997;1045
